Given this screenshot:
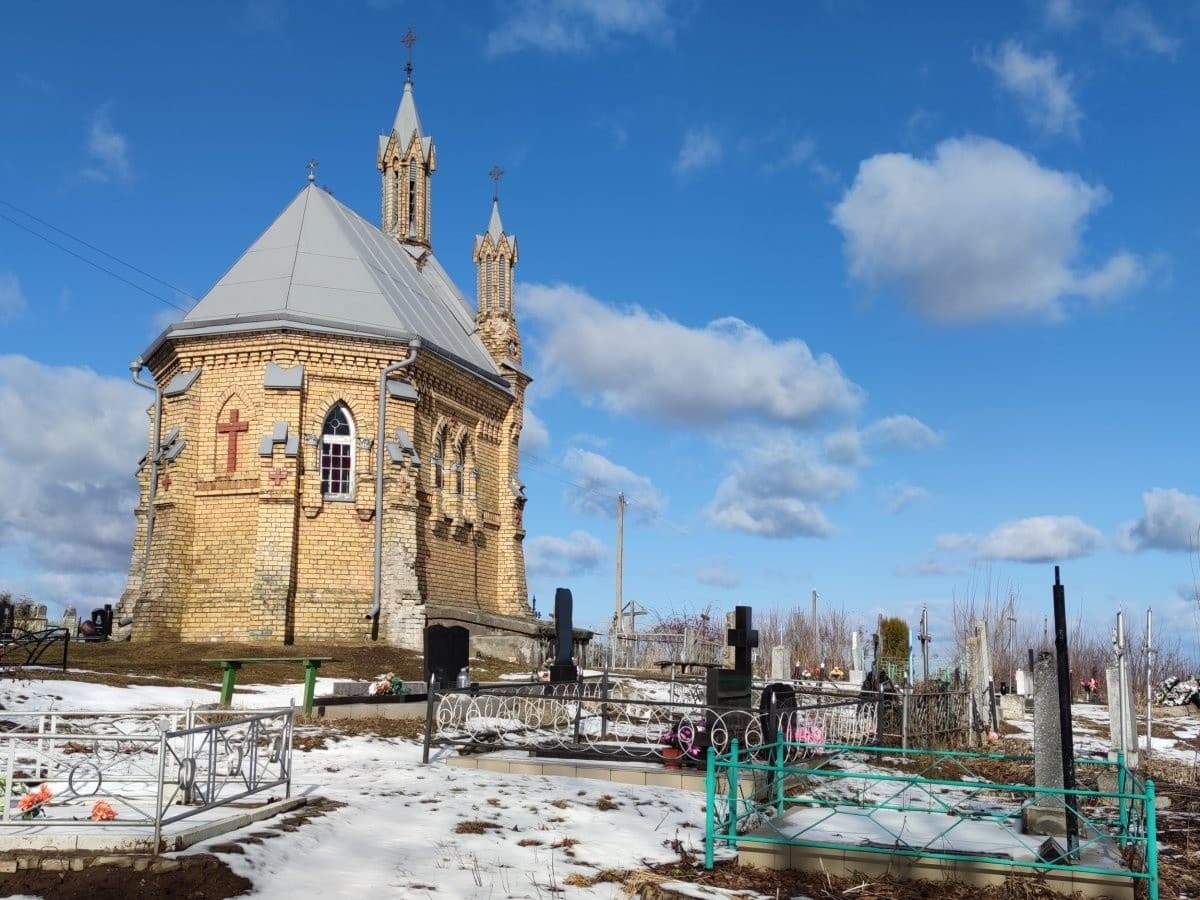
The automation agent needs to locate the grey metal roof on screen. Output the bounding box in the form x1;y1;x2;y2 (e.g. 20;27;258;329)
264;361;303;390
162;183;503;383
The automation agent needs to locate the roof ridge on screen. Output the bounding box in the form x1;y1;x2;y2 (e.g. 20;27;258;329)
281;186;313;312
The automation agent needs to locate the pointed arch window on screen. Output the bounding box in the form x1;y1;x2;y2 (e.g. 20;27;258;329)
484;256;493;309
320;404;355;500
498;257;507;312
433;431;445;490
453;439;466;496
407;163;417;233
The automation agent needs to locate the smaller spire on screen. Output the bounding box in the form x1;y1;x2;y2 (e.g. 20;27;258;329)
487;200;505;241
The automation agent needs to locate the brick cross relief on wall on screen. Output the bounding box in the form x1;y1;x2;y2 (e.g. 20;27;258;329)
216;409;249;474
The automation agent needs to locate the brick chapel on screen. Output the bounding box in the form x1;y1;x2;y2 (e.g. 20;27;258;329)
117;64;532;649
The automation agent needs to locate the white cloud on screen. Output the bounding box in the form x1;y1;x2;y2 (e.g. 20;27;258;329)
824;430;865;466
1103;6;1181;59
0;274;28;321
0;356;145;608
863;415;942;450
521;283;862;427
707;433;853;539
880;482;929;514
832;136;1144;324
978;515;1103;563
487;0;677;57
1043;0;1081;30
82;105;131;183
525;530;607;578
982;42;1082;138
696;560;740;589
935;532;978;552
562;448;665;518
1119;488;1200;552
673;126;722;176
522;408;550;456
761;137;837;184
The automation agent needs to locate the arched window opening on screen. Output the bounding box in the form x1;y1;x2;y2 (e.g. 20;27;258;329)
498;258;507;312
454;440;466;495
485;256;493;309
320;404;354;500
433;431;445;490
407;164;417;231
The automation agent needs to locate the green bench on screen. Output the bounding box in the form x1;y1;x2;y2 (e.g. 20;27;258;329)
203;657;335;716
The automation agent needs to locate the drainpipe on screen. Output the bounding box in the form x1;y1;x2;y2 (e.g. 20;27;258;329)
130;358;162;579
366;338;421;622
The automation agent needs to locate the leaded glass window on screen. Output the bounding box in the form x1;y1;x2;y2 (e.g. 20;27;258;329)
320;405;354;499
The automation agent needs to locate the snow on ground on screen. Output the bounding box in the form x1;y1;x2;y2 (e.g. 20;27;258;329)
3;675;710;898
1005;702;1200;765
0;673;349;714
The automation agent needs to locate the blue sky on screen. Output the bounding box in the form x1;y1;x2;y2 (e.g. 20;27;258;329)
1;1;1198;659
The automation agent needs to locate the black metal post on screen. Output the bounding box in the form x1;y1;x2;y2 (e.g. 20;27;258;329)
1053;566;1079;858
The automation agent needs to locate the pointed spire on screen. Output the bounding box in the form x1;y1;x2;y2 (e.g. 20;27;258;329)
487;200;506;241
392;81;422;144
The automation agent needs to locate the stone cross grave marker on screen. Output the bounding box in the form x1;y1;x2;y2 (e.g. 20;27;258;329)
424;624;469;689
549;587;578;683
1025;652;1067;836
708;605;757;709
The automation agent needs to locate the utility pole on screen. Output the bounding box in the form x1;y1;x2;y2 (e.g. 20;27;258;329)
615;492;626;635
1145;607;1154;759
918;604;931;683
811;590;820;667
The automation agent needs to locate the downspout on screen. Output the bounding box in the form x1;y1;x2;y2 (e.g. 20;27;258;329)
367;338;422;621
130;358;162;579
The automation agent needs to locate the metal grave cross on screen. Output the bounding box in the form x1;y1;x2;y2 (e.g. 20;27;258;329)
216;409;250;474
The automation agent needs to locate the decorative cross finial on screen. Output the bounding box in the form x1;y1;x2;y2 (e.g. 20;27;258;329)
306;159;318;183
488;165;504;202
402;27;417;81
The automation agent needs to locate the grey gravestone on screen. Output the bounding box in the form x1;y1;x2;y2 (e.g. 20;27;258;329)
1015;669;1029;696
722;610;737;669
332;682;370;697
0;601;13;641
548;587;578;683
1106;663;1139;767
1025;652;1067;836
770;645;791;682
424;624;470;689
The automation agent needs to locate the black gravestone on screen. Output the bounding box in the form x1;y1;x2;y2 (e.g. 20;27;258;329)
548;587;578;683
424;624;470;689
728;605;758;678
82;605;113;642
705;605;758;709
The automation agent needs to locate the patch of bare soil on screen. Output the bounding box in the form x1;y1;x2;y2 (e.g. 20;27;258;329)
0;854;250;900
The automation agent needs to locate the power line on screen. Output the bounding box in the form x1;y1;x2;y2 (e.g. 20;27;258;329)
0;205;191;314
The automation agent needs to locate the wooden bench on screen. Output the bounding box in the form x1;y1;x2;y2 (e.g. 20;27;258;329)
202;657;335;716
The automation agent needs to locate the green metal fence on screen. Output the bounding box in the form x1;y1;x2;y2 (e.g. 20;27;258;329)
704;737;1157;900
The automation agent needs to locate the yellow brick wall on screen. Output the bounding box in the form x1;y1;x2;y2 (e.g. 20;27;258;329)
120;327;530;646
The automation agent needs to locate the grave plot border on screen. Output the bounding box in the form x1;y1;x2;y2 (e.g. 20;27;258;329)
421;677;879;765
0;706;294;852
703;739;1158;900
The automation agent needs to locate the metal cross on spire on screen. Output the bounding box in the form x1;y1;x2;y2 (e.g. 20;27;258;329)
402;27;417;81
306;159;318;183
489;165;505;201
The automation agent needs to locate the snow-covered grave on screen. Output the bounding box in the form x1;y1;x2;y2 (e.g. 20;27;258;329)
3;674;713;897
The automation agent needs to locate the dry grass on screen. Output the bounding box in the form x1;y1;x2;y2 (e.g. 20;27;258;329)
453;820;502;834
